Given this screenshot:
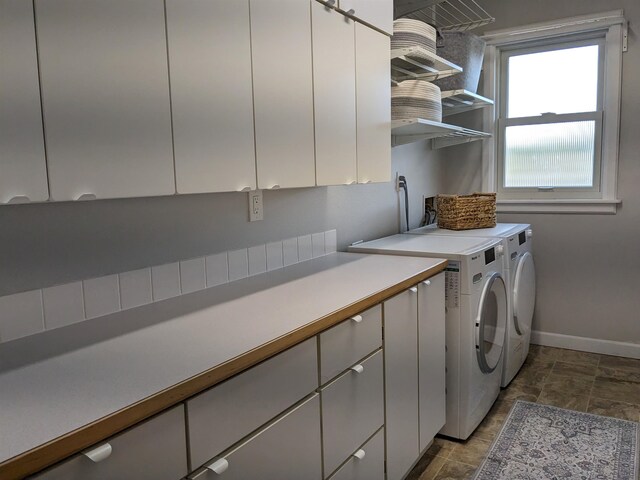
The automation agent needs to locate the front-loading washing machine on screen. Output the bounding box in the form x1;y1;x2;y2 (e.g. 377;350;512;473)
408;224;536;387
349;234;508;439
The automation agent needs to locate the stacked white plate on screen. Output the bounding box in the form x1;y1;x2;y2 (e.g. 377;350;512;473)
391;18;437;55
391;80;442;122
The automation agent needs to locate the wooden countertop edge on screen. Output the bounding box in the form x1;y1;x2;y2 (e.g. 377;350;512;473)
0;260;447;480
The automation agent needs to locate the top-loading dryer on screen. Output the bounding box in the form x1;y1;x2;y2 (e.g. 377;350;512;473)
349;234;508;439
408;224;536;387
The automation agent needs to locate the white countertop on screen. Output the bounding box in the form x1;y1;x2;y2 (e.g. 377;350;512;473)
0;252;446;472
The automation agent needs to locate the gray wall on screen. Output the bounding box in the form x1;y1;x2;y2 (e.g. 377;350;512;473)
444;0;640;344
0;140;445;296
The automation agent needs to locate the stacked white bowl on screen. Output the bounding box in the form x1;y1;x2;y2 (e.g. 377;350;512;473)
391;80;442;122
391;18;437;55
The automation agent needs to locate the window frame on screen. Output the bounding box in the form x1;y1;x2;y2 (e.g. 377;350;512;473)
481;11;626;214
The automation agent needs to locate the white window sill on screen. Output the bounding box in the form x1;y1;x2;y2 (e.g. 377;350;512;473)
497;199;621;214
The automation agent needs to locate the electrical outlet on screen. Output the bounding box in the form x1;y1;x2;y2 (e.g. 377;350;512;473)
248;190;263;222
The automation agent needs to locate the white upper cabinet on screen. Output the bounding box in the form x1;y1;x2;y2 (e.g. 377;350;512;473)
166;0;257;194
0;0;49;204
312;2;357;186
35;0;175;201
339;0;393;35
355;24;391;184
250;0;316;190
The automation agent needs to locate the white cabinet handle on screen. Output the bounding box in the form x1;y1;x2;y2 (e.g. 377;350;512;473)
345;180;356;185
422;280;431;286
206;458;229;475
8;195;31;204
238;186;252;192
351;315;363;323
409;286;418;293
346;8;355;15
350;364;364;374
352;449;366;460
83;443;112;463
270;184;281;190
76;193;97;201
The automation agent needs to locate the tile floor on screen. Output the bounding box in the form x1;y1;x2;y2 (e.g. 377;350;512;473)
406;345;640;480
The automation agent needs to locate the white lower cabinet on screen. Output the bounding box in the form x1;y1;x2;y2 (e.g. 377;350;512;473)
187;338;318;468
319;305;382;384
383;288;420;480
418;273;447;451
321;349;384;476
189;395;322;480
328;428;385;480
31;406;188;480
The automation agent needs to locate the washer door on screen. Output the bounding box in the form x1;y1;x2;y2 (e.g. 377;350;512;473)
475;272;507;374
513;252;536;337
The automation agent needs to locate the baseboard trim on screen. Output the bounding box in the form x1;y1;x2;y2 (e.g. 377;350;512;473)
531;330;640;359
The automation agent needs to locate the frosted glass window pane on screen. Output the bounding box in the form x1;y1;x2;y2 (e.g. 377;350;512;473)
504;121;596;188
508;45;599;118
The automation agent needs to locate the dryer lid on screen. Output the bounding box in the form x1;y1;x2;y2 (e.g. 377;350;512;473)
513;252;536;336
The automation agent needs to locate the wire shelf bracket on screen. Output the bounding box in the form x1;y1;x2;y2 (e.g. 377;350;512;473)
391;46;463;83
391;118;491;148
394;0;495;32
441;89;494;116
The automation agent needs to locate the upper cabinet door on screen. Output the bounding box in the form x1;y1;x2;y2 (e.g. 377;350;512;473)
339;0;393;35
251;0;316;190
35;0;175;201
312;2;357;186
0;0;49;204
355;24;391;184
166;0;256;194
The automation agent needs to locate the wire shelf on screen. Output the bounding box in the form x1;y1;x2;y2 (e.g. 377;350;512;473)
395;0;494;32
391;46;462;84
441;89;494;116
391;118;491;148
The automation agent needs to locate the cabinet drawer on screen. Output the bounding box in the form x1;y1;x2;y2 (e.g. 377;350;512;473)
321;349;384;476
187;338;318;469
328;428;385;480
189;395;322;480
320;305;381;383
31;406;187;480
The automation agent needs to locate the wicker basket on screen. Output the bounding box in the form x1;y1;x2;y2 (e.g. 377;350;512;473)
436;193;497;230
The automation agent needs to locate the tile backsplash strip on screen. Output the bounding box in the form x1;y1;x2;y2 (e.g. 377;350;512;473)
0;230;338;343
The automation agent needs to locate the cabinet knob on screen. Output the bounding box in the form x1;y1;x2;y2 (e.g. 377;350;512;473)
350;364;364;374
238;186;252;192
346;8;355;15
422;280;431;286
326;0;336;5
270;184;281;190
345;180;356;185
76;193;97;201
351;315;363;323
352;449;366;460
409;286;418;293
7;195;31;204
83;443;112;463
206;458;229;475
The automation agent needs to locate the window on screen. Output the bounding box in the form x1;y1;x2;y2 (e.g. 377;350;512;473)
482;11;626;213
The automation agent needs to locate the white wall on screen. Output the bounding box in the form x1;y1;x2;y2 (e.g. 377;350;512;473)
444;0;640;345
0;140;445;296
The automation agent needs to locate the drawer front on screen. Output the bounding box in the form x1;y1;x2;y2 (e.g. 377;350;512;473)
187;337;318;468
328;428;385;480
190;395;322;480
31;406;187;480
320;305;381;383
321;349;384;476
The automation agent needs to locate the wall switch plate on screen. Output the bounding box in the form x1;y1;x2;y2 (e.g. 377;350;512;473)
248;190;263;222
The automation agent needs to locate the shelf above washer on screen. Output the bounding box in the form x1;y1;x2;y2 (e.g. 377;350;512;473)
441;90;494;116
394;0;495;32
391;118;491;148
391;46;462;84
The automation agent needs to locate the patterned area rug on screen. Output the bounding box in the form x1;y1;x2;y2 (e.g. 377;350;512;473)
473;400;639;479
